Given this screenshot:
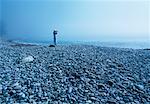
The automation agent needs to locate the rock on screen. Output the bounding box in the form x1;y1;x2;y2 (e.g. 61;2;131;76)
0;84;2;94
97;83;105;89
116;96;120;101
106;99;116;104
33;100;37;104
148;80;150;83
134;100;140;104
35;83;41;86
90;97;97;101
70;97;76;102
15;68;20;71
68;87;73;93
13;82;21;90
106;59;112;63
135;84;144;91
84;90;89;93
19;92;26;98
48;64;53;67
49;45;55;47
119;101;125;104
117;63;123;68
13;82;20;87
109;64;116;68
107;80;114;86
71;72;80;79
0;42;150;103
22;56;34;63
123;96;130;103
86;100;92;103
142;78;146;83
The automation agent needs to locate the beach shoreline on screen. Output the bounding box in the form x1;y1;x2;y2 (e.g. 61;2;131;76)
0;40;150;103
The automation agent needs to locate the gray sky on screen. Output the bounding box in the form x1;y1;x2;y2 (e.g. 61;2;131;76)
0;0;150;42
0;0;1;35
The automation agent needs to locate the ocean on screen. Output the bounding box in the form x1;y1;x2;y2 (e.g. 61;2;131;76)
14;40;150;49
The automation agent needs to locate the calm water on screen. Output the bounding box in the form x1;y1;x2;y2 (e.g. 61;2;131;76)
14;40;150;49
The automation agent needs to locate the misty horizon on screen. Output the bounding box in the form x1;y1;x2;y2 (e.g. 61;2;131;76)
0;0;150;43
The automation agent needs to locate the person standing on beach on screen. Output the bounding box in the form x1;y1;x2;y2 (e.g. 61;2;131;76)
53;30;58;45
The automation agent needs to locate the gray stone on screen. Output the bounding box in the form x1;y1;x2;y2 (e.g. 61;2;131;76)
86;100;92;103
19;92;26;98
135;84;144;91
0;41;149;103
22;56;34;63
0;84;2;93
90;97;97;101
68;87;73;93
97;83;105;89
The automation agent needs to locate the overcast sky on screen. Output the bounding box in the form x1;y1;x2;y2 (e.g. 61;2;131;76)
0;0;150;42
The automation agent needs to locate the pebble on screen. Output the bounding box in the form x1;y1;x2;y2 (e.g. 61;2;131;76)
68;86;73;93
86;100;92;103
106;99;116;104
0;41;149;104
116;96;120;101
22;56;34;63
0;84;2;94
19;92;26;98
13;82;21;90
13;82;20;87
97;83;105;89
35;83;41;86
90;97;97;101
107;80;114;86
135;84;144;91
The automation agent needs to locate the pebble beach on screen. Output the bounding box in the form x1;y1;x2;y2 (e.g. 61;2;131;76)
0;40;150;104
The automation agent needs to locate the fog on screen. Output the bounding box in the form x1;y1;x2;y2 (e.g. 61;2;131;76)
0;0;150;42
0;0;2;36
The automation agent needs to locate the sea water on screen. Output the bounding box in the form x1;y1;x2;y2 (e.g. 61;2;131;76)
14;40;150;49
